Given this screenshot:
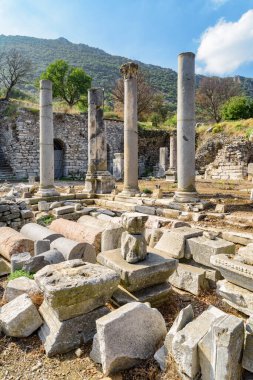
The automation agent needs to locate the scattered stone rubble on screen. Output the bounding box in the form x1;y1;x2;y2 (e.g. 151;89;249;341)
0;199;34;230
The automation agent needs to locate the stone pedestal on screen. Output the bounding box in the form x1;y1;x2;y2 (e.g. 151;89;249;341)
174;53;198;202
37;80;59;197
113;153;124;181
85;88;115;194
157;147;168;177
166;132;177;182
119;62;140;196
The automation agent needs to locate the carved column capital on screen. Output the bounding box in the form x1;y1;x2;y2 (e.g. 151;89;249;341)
120;62;138;79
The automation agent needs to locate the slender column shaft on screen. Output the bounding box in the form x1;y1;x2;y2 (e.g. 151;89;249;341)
120;62;139;196
169;133;177;170
174;52;198;202
38;80;58;196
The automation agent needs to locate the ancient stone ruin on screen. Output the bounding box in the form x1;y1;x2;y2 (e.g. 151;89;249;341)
1;54;253;379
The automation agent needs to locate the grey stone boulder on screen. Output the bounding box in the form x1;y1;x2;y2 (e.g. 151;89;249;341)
121;212;148;234
38;301;110;356
0;294;43;337
34;260;120;321
34;239;50;255
242;319;253;373
23;249;65;273
121;231;147;263
90;302;167;375
169;263;208;296
11;252;31;272
3;276;43;303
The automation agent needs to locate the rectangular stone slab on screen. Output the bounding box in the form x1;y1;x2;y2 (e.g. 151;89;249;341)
169;263;208;296
34;260;120;321
186;236;235;267
38;301;110;356
211;254;253;291
97;248;178;292
154;227;203;259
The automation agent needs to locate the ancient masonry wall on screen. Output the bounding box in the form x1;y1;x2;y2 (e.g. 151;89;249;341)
0;108;170;179
204;138;253;180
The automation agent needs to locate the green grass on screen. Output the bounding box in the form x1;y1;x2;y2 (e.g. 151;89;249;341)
37;214;56;226
8;270;34;281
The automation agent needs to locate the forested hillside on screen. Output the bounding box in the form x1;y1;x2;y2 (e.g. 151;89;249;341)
0;34;253;106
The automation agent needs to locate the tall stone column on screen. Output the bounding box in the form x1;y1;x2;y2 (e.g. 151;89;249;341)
113;153;124;181
37;80;58;197
166;132;177;182
119;62;139;196
85;88;114;194
174;52;198;202
157;147;168;177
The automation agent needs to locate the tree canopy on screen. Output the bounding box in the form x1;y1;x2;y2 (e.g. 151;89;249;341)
221;96;253;120
40;59;92;107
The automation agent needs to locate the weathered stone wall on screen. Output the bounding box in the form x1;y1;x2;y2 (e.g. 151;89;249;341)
0;107;170;179
204;138;253;180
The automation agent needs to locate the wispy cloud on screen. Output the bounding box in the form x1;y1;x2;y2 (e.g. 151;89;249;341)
196;10;253;75
210;0;230;9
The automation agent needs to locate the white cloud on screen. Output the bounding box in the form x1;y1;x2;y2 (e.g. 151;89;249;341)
196;10;253;75
210;0;230;8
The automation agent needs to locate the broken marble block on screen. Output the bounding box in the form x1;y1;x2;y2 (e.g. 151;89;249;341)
0;294;43;337
34;260;120;321
121;231;147;263
97;248;177;292
216;279;253;316
38;301;110;356
154;304;194;371
90;302;167;375
0;258;11;276
211;254;253;291
11;252;32;272
154;227;203;259
185;235;235;266
3;276;43;303
199;314;244;380
121;212;149;234
242;319;253;373
34;239;50;256
23;249;65;273
238;243;253;265
169;263;208;296
171;306;225;380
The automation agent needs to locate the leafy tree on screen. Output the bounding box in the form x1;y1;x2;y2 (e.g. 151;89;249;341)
0;49;31;101
221;96;253;120
196;77;242;122
40;59;91;107
112;70;155;119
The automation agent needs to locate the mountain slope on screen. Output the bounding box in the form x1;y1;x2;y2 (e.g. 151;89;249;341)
0;34;253;105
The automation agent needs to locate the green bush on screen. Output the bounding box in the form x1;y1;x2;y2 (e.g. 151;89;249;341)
142;188;153;194
37;214;56;226
8;270;34;281
221;96;253;120
212;124;224;134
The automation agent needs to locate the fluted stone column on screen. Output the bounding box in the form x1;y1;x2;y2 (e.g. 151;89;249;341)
37;80;58;197
85;88;114;194
158;147;168;177
174;52;198;202
119;62;139;196
165;132;177;182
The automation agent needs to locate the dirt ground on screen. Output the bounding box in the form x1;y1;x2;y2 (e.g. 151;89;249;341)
0;178;252;379
0;275;247;380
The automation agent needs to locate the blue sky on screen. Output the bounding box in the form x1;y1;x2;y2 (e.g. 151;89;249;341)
0;0;253;76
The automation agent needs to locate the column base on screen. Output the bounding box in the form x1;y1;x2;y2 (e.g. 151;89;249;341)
173;191;199;203
119;188;140;197
165;169;177;183
84;171;115;194
36;187;59;197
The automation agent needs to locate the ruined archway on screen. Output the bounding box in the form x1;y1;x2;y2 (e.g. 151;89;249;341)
54;139;64;179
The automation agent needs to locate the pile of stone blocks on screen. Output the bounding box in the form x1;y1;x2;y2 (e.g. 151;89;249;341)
36;200;92;221
211;243;253;316
34;259;120;356
97;212;178;306
155;305;244;379
0;199;34;230
154;226;235;295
